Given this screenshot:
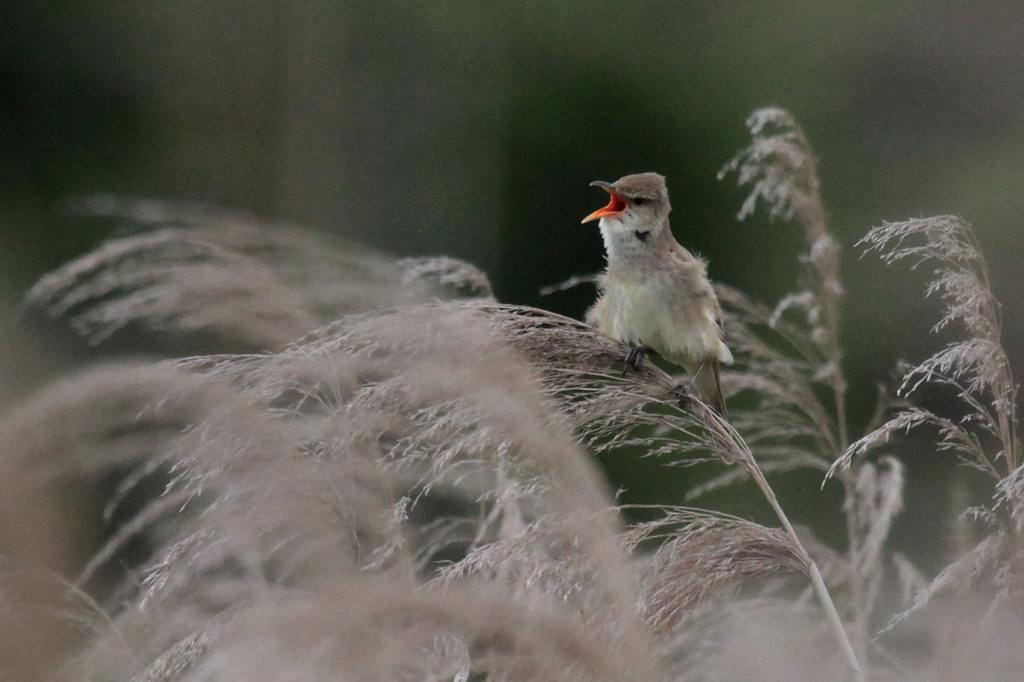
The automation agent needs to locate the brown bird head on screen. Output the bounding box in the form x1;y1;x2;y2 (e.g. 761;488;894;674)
581;173;671;239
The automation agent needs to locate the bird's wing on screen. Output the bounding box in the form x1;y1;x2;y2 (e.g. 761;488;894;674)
709;295;734;365
672;246;733;365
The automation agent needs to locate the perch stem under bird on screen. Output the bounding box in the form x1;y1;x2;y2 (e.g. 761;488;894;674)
582;173;732;416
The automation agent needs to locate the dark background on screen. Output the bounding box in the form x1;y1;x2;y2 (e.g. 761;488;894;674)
2;2;1022;570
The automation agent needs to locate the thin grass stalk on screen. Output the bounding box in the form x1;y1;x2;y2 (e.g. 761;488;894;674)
719;411;864;678
801;148;869;662
725;108;871;663
751;464;862;679
967;227;1018;473
783;125;869;660
814;211;872;672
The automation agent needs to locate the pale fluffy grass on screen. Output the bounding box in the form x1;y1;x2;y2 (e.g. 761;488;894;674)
3;114;1024;681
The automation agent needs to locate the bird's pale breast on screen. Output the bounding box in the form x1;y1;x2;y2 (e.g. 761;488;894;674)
595;271;724;367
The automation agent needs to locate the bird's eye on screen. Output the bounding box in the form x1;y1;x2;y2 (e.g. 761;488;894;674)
632;197;647;206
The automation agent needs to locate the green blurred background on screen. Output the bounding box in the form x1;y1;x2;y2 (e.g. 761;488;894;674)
2;2;1022;570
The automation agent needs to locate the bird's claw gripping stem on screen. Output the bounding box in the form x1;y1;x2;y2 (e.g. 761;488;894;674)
673;381;696;410
623;345;655;374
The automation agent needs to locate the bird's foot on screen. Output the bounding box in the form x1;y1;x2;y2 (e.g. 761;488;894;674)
673;381;696;410
623;345;655;374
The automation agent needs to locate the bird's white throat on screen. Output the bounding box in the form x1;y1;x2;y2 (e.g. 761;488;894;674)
598;213;660;265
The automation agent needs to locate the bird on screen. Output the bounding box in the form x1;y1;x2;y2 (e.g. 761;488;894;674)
581;172;732;416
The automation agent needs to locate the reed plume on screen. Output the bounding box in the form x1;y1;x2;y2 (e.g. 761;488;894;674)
7;116;1024;680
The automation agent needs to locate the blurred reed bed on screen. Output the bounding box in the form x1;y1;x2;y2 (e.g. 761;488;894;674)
1;110;1022;681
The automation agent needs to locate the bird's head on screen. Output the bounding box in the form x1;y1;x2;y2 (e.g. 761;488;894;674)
581;172;671;241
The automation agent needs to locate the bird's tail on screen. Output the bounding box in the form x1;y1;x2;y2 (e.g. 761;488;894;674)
694;358;728;418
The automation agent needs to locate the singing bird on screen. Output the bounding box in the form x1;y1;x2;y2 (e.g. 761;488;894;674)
582;172;733;415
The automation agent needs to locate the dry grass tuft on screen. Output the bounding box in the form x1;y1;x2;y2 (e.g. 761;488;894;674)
626;507;806;632
5;113;1024;680
24;197;492;352
832;215;1023;634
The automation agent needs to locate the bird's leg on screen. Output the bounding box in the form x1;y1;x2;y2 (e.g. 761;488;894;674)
623;345;655;374
674;360;707;408
673;381;696;410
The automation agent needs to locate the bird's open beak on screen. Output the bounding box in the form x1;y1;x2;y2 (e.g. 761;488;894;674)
581;181;626;223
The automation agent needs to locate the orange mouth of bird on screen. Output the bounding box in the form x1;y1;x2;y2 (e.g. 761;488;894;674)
581;192;626;223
